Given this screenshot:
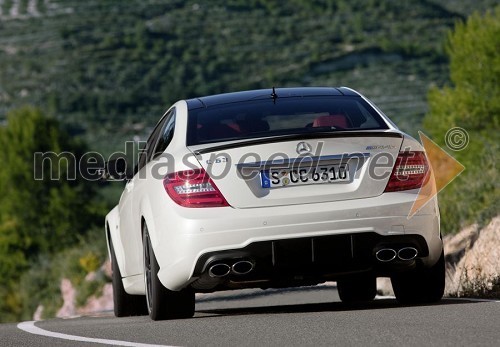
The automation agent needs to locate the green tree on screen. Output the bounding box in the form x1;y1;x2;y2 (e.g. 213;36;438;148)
0;106;104;321
424;7;499;233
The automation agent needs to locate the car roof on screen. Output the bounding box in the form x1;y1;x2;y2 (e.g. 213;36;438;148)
185;87;360;110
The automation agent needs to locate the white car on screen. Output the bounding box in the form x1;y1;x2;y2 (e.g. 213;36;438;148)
105;87;444;320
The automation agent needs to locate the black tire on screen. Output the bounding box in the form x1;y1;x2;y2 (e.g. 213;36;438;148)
109;233;147;317
337;274;377;303
143;224;195;320
391;249;445;304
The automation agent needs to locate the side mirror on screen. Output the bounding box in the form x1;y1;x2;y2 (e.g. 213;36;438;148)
101;157;134;181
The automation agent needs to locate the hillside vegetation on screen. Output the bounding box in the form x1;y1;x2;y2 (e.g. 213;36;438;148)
1;0;496;154
0;107;105;322
424;7;499;233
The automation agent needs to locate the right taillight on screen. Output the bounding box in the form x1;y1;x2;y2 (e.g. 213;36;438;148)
163;168;230;208
384;151;430;192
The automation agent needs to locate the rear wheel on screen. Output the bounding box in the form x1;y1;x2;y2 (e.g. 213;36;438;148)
109;233;147;317
391;250;445;304
143;224;195;320
337;274;377;303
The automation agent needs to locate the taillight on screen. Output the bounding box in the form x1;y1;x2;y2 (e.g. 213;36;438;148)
163;168;230;207
384;151;429;192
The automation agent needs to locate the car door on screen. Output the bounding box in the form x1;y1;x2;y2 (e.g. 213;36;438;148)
117;110;173;277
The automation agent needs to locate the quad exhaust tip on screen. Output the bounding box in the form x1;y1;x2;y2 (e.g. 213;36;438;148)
232;260;254;275
208;263;231;278
375;248;397;262
208;260;255;277
375;247;419;262
397;247;418;261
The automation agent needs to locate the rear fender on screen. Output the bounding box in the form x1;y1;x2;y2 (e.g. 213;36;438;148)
140;192;159;249
105;206;127;276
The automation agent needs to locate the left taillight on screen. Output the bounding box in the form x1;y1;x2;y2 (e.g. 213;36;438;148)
163;168;230;208
384;151;430;192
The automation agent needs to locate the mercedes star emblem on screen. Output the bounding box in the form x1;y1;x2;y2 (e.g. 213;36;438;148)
296;141;312;155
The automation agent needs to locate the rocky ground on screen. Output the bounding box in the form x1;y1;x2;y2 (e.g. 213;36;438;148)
443;216;500;297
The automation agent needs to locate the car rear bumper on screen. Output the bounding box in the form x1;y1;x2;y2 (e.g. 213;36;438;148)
188;232;431;291
151;191;441;291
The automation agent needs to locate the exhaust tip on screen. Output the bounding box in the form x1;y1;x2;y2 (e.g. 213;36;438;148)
375;248;397;262
232;260;254;275
208;263;231;278
398;247;418;261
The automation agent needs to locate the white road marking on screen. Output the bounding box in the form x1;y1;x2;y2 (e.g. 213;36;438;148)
17;321;174;347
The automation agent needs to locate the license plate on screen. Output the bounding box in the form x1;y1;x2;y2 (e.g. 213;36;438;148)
261;165;349;188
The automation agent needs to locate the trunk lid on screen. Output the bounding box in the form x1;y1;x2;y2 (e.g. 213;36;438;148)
189;131;403;208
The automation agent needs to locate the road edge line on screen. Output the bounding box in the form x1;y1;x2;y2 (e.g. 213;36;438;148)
17;320;174;347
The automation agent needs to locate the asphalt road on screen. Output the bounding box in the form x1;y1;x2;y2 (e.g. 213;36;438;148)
2;284;499;347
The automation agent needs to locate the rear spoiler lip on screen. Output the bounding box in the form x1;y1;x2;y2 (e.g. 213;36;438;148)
191;131;403;155
236;153;371;169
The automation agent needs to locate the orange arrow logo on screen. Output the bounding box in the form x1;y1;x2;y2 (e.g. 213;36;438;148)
408;131;465;218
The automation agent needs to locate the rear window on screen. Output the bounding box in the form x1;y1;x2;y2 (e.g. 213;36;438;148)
187;96;389;145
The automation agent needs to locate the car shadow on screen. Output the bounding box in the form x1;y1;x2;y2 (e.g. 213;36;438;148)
194;297;480;319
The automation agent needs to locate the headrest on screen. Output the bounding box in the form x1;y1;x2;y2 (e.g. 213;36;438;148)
312;114;348;128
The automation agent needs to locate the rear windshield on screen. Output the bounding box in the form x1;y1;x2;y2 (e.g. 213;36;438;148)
186;96;389;146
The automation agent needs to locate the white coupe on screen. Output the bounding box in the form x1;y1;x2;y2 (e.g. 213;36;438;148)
105;87;444;320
